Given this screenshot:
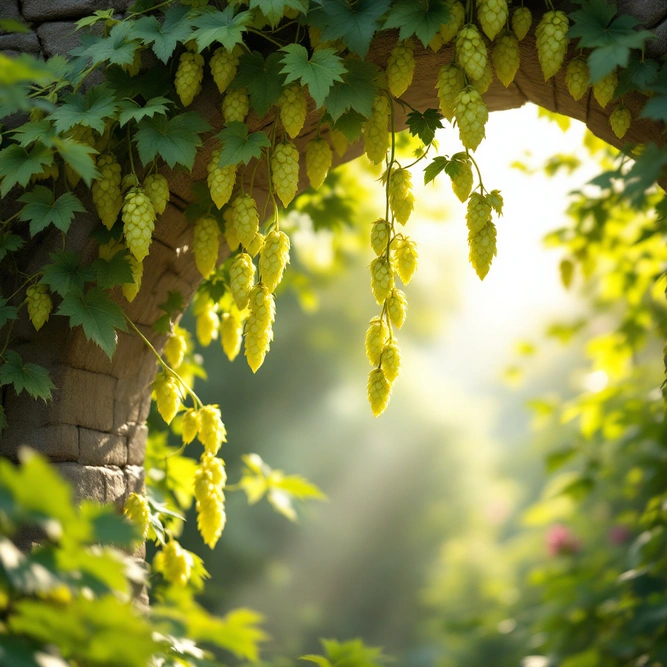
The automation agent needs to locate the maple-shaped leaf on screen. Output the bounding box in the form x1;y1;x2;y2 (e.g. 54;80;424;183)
191;6;254;52
0;351;54;401
135;112;211;170
0;232;24;261
423;155;451;185
12;120;57;147
91;251;134;289
0;143;53;197
72;21;141;68
232;51;285;118
117;97;172;127
383;0;450;46
0;298;18;330
52;136;99;187
308;0;390;57
216;122;271;167
280;44;346;108
18;187;85;237
57;287;128;359
249;0;307;27
406;107;443;145
40;251;95;297
568;1;656;82
323;58;378;121
49;86;118;134
131;5;192;63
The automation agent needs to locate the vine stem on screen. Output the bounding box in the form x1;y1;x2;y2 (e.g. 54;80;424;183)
248;28;284;48
123;313;203;410
467;150;485;193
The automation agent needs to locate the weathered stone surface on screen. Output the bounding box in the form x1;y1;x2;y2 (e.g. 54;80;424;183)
104;466;127;506
0;424;79;462
124;465;145;498
55;462;109;504
36;22;80;58
22;0;131;22
0;1;21;21
127;424;148;466
79;428;127;466
0;32;40;52
49;366;116;433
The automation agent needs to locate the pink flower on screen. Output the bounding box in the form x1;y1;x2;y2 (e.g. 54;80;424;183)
609;525;632;545
547;524;581;556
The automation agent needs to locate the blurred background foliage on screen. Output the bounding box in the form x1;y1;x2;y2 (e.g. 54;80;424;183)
144;105;667;666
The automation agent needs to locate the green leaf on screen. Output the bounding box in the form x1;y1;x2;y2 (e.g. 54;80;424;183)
615;57;660;97
12;120;57;147
486;189;504;215
383;0;450;46
323;58;378;121
75;9;115;30
153;289;185;334
423;155;450;185
41;252;94;297
568;3;656;82
57;287;128;359
0;351;54;401
72;21;141;68
117;96;171;127
191;6;254;52
0;298;19;330
232;51;285;118
91;251;134;289
406;107;443;145
249;0;307;27
18;187;85;237
0;143;53;197
0;233;25;261
53;137;99;187
280;44;346;108
330;109;366;142
49;86;118;134
131;6;192;63
308;0;390;57
135;112;212;170
300;657;333;667
0;19;31;34
215;121;270;167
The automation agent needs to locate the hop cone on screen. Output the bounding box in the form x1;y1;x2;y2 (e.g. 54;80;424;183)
387;289;407;329
440;0;465;42
271;141;300;207
207;148;236;209
26;284;52;332
477;0;508;41
159;541;191;586
122;255;143;303
124;493;149;540
468;220;497;279
466;192;491;234
365;317;388;366
198;404;227;455
387;39;415;97
210;46;240;94
330;128;349;157
230;252;256;310
306;138;332;189
279;84;307;139
381;341;401;384
565;58;590;101
143;173;169;215
512;6;532;41
454;86;489;151
492;33;520;88
388;168;415;225
222;88;249;124
370;256;395;304
153;371;182;425
436;63;466;122
181;407;200;445
536;10;569;81
175;51;204;107
245;285;276;373
231;194;259;248
451;158;473;202
259;229;290;293
196;303;219;347
193;214;220;279
122;187;156;262
593;71;618;109
393;236;418;284
371;219;391;256
92;153;122;230
164;328;188;369
221;312;243;361
472;60;493;95
367;368;391;417
456;25;488;82
610;105;631;139
363;94;390;165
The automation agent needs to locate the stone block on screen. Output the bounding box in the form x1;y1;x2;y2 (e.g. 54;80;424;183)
55;462;108;504
78;428;127;466
0;32;40;52
124;465;145;497
127;424;147;466
36;22;80;58
23;0;131;22
0;424;79;462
